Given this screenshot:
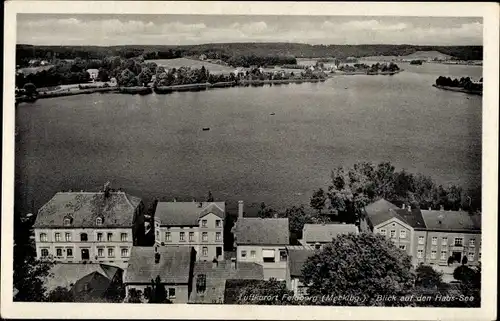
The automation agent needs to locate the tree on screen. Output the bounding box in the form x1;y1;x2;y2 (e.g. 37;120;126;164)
97;68;110;82
126;288;143;303
302;233;415;306
206;191;214;202
415;264;443;288
310;188;326;214
23;83;38;98
147;275;171;303
461;255;468;265
13;256;54;302
138;67;153;86
47;286;74;302
117;68;138;87
257;202;278;218
452;264;481;307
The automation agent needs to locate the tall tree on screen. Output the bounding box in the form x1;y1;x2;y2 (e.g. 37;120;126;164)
310;188;326;214
301;233;415;306
257;202;278;219
206;191;214;202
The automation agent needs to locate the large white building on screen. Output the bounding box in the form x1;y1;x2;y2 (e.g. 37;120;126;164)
33;183;145;269
153;201;225;261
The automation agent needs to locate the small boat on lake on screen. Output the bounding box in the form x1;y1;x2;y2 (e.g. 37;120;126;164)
202;127;210;131
270;113;275;115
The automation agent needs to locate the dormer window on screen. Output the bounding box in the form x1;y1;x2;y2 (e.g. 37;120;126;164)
63;215;72;226
96;216;103;226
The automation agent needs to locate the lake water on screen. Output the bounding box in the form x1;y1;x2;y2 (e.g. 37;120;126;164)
15;62;482;215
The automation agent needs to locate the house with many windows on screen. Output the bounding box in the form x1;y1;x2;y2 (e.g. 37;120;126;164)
361;199;481;266
300;223;358;249
33;183;145;269
124;246;194;303
153;201;225;261
232;201;290;280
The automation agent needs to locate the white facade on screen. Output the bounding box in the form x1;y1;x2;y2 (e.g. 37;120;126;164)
35;227;133;269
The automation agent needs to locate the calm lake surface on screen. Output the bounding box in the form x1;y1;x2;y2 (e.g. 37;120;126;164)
15;62;482;215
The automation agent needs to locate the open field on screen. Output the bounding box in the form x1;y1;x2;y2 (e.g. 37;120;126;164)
146;58;234;74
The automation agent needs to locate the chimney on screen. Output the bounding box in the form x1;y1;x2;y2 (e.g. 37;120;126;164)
402;204;405;209
238;200;244;219
231;257;236;269
440;205;444;211
155;252;160;264
103;181;111;198
212;258;218;269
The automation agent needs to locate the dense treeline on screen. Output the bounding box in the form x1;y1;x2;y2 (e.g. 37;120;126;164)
338;62;400;73
435;76;483;91
16;43;483;67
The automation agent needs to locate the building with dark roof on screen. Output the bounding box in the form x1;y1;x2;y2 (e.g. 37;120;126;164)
362;199;482;266
188;258;264;304
301;223;358;249
124;246;194;303
231;202;290;281
33;183;145;268
154;201;225;262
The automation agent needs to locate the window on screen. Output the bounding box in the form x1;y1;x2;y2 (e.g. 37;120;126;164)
96;217;103;226
65;233;72;242
165;232;171;242
250;250;256;258
168;288;176;299
431;237;438;245
189;232;194;242
98;248;104;257
56;248;62;257
399;245;406;250
121;233;128;242
241;250;247;258
108;248;114;257
180;232;185;241
454;238;463;246
107;233;113;241
67;248;73;257
41;249;49;257
196;274;207;293
380;229;386;236
216;232;221;241
418;236;425;245
399;230;406;239
63;218;71;226
216;220;222;228
263;249;276;263
40;233;47;242
469;239;475;247
156;230;160;240
468;252;475;261
417;249;423;258
80;233;88;242
392;223;396;227
280;250;287;262
440;250;447;260
202;232;208;242
442;237;448;246
55;233;61;242
121;248;129;257
431;250;437;259
479;252;481;260
97;233;103;241
390;230;396;238
202;247;208;257
202;220;207;227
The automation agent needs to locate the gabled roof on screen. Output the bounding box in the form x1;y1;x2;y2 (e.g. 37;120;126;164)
154;202;225;226
124;246;192;284
302;223;358;243
44;263;122;292
421;210;481;232
33;191;142;228
189;261;264;304
233;218;289;245
71;271;112;302
364;199;426;229
288;247;317;277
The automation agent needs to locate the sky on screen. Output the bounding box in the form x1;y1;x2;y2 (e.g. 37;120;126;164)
17;14;483;46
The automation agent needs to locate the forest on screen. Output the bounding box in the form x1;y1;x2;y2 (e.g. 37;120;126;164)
16;43;483;67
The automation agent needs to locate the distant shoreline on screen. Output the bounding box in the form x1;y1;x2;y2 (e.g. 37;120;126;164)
432;84;482;96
